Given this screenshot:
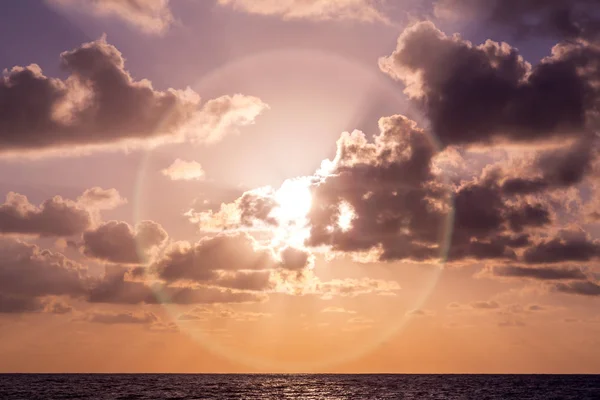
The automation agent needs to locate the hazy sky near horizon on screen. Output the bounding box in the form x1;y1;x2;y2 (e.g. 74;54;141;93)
1;0;599;373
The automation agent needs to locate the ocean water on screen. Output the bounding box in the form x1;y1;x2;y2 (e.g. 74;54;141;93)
0;374;598;399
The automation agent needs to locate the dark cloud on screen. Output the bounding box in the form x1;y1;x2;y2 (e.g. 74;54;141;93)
482;265;589;280
155;233;277;282
239;191;278;226
523;230;600;264
212;270;275;291
0;192;92;237
502;139;598;195
527;305;546;312
0;37;267;156
89;265;266;305
448;179;551;262
279;246;311;270
372;18;599;268
0;237;90;299
87;267;159;304
82;220;168;264
306;115;448;262
83;311;159;325
0;238;88;314
379;21;599;147
304;115;555;264
406;309;435;317
470;300;500;309
434;0;600;40
506;204;552;233
0;294;44;314
550;280;600;296
0;36;200;154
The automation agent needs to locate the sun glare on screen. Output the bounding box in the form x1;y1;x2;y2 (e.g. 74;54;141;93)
273;178;313;224
270;178;313;248
337;201;355;232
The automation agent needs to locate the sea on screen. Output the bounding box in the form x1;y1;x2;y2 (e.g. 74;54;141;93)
0;374;598;399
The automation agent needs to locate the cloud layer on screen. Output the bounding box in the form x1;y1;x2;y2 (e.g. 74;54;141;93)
0;37;268;156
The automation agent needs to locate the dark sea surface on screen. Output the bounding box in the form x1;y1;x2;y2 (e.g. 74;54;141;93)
0;374;598;399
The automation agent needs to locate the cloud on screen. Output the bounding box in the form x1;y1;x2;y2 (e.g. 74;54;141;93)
77;187;127;210
151;229;400;296
151;236;312;291
0;238;90;313
154;233;277;283
0;237;90;299
526;305;546;312
212;270;275;292
306;115;446;262
185;187;281;231
82;220;168;264
88;264;268;305
188;107;582;267
550;281;600;297
51;0;174;35
448;179;552;262
43;298;74;314
406;309;435;317
448;301;556;315
322;307;357;314
279;246;312;270
379;21;598;148
82;310;159;325
498;319;526;328
523;229;600;264
0;296;74;314
0;294;45;314
470;300;500;309
447;301;499;312
217;0;388;23
479;265;589;281
348;316;374;324
0;37;268;156
0;235;271;312
89;278;267;305
434;0;600;40
0;192;92;237
161;159;205;181
315;278;400;299
185;201;243;232
178;306;270;322
188;94;270;145
304;114;555;264
501;139;598;196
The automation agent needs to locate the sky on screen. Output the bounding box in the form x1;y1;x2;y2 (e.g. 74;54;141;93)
0;0;599;373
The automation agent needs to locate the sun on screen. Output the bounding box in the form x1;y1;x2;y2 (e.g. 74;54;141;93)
272;178;313;224
269;178;313;248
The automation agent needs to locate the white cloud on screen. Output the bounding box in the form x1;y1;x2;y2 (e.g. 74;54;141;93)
51;0;174;35
162;159;206;181
218;0;388;23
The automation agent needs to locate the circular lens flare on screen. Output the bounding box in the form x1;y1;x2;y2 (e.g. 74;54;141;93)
131;48;455;372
